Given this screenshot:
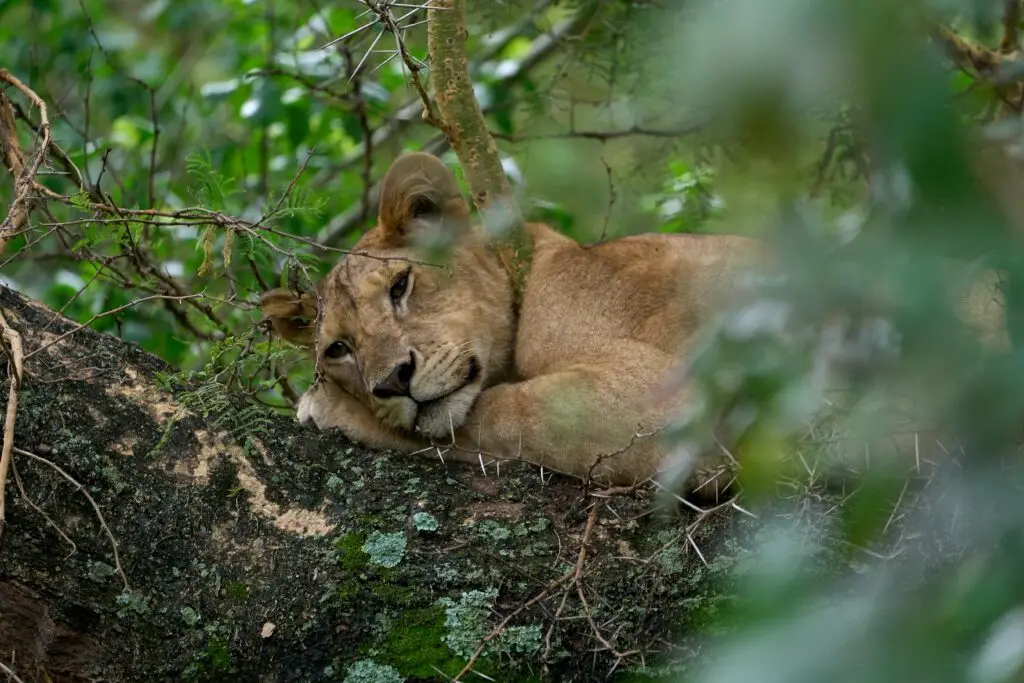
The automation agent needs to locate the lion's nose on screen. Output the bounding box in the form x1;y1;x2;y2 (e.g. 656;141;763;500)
372;355;415;398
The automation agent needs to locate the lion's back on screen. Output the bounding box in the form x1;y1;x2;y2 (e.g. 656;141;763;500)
515;225;763;375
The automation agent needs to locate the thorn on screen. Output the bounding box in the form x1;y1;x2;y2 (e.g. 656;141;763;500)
319;18;377;50
348;28;386;81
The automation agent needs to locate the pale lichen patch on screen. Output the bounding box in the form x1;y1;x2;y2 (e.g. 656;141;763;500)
459;501;524;527
104;366;180;424
171;429;222;484
170;430;335;537
110;434;139;457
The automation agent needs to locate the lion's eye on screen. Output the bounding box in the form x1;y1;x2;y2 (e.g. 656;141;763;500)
389;269;411;307
324;341;351;359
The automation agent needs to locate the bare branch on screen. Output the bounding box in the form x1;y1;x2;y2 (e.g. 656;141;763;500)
315;5;597;246
0;310;24;535
0;69;51;255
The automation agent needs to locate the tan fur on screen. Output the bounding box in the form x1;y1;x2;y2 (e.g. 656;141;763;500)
262;152;1008;495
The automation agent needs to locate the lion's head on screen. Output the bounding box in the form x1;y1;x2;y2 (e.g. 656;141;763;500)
261;152;515;439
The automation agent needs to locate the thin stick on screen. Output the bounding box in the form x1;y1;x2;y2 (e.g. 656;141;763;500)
0;660;27;683
25;293;202;360
12;458;78;558
15;447;128;589
0;310;23;534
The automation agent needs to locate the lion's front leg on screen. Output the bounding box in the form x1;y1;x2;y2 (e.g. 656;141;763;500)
296;381;427;454
450;344;688;487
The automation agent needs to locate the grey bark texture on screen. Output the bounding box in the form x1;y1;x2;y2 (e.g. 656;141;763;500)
0;286;735;683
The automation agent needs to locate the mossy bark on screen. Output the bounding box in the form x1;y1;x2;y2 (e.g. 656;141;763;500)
0;286;736;683
427;0;532;307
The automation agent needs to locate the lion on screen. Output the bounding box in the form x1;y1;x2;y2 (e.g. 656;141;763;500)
261;152;1009;498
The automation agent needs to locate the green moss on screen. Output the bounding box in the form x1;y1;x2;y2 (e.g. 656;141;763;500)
204;638;233;674
224;580;249;601
334;532;369;571
381;606;484;679
184;637;234;679
370;581;415;606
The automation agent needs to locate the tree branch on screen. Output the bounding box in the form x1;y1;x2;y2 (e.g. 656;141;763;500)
0;69;51;255
0;310;23;536
316;5;596;247
428;0;532;306
1002;0;1021;54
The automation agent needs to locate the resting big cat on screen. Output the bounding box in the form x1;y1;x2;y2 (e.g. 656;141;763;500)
261;151;762;494
260;152;1006;495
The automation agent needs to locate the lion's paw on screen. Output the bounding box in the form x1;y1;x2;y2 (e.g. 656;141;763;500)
297;389;320;427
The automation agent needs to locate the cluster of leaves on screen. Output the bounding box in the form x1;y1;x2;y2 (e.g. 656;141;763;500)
645;1;1024;683
3;0;661;403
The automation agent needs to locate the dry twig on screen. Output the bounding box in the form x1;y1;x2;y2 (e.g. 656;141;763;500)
0;69;51;255
0;660;27;683
0;310;24;534
15;446;128;589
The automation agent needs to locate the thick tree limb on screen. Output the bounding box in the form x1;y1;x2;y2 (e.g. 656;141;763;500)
0;285;730;682
428;0;532;306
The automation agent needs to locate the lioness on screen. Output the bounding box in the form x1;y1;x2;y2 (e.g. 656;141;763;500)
261;152;1007;495
262;152;766;491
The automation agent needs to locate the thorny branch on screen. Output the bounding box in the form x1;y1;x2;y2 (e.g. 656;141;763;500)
318;0;446;128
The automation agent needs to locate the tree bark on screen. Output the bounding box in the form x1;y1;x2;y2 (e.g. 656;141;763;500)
0;286;734;683
428;0;532;309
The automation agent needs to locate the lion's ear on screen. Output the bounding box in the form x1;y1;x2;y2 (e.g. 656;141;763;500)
260;289;318;347
377;152;471;246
